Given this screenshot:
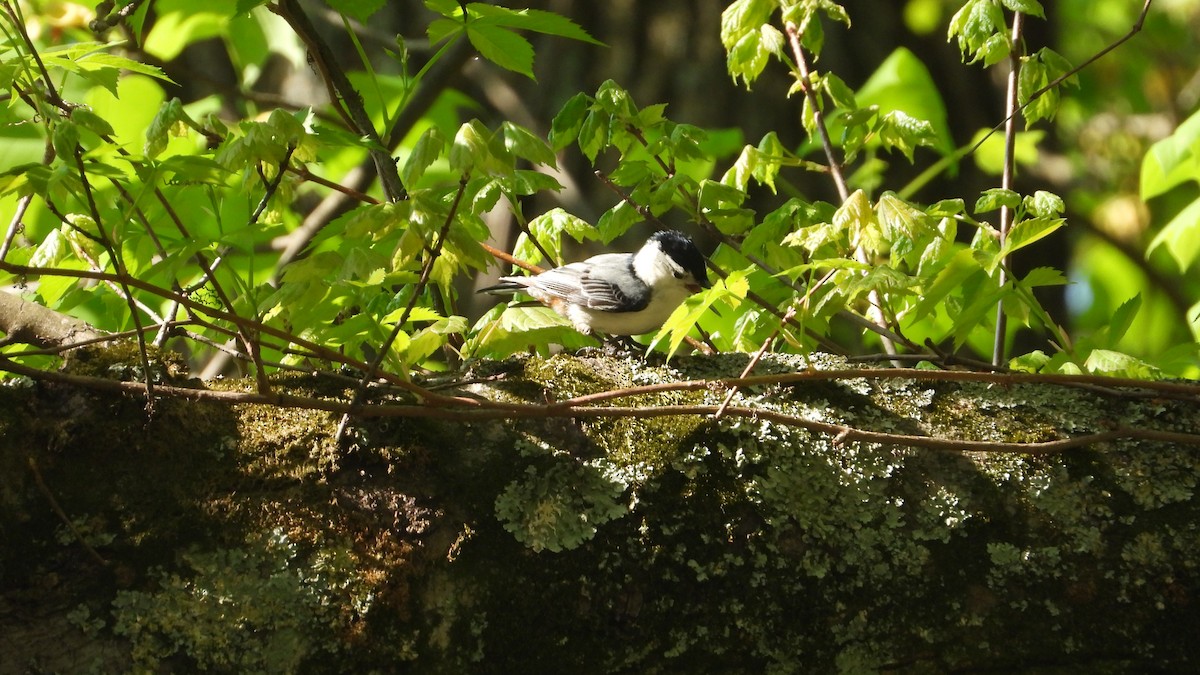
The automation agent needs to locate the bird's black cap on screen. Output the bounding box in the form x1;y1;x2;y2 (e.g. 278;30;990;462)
652;230;711;288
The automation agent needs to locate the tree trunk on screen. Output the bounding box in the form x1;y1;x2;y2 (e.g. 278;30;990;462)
2;351;1198;673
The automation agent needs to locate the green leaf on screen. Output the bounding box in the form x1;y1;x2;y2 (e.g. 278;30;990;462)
327;0;386;23
697;179;746;212
876;110;937;161
1105;295;1142;345
833;189;877;249
927;198;966;217
468;5;602;45
549;92;591;151
652;288;723;359
595;200;642;243
1083;349;1161;378
1000;0;1045;18
52;122;80;160
753;132;786;193
75;52;176;86
994;216;1064;270
1140;109;1200;200
720;0;778;86
501;122;557;167
947;0;1006;64
1018;47;1074;124
856;47;953;156
1019;266;1067;288
913;248;982;321
1023;190;1064;218
1147;197;1200;272
449;119;492;174
876;192;931;242
401;126;446;189
424;0;463;17
726;25;781;88
70;107;114;138
593;80;638;119
975;188;1021;213
500;170;563;196
467;24;535;79
517;208;592;264
577;110;611;162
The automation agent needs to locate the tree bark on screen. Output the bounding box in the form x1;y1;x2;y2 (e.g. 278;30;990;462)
1;351;1198;673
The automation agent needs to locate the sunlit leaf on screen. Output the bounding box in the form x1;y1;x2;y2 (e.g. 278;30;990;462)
549;92;590;151
401;126;446;189
975;188;1021;214
468;24;535;79
1147;197;1200;272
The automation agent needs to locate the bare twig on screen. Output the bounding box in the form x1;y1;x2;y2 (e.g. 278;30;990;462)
70;146;158;407
783;21;898;360
0;139;51;261
270;0;404;203
964;0;1154;164
334;175;472;443
782;23;848;202
29;457;109;567
1;1;63;105
714;307;795;419
993;12;1025;366
4;355;1199;455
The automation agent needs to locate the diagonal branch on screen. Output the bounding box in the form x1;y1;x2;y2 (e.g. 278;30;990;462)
270;0;404;203
334;174;472;444
783;22;897;359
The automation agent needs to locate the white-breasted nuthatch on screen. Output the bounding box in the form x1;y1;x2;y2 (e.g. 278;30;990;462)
480;230;711;336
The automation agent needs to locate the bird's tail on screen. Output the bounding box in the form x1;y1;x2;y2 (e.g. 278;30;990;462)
476;278;526;295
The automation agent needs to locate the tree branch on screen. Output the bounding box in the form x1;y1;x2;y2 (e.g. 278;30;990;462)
0;290;107;349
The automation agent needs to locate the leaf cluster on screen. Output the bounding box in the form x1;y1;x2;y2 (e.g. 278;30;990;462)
0;0;1194;387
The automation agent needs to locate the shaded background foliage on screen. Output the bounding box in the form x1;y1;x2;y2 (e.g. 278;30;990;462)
3;0;1200;370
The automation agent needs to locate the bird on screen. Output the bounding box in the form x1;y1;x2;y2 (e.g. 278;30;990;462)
479;230;711;336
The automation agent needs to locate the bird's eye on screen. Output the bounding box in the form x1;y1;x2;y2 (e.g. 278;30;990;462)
673;271;685;279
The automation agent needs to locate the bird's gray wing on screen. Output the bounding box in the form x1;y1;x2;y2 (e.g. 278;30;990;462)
575;255;650;312
522;255;648;313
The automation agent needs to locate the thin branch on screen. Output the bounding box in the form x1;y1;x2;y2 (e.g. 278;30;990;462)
29;457;109;567
335;175;471;443
4;356;1199;456
994;11;1025;366
784;22;897;359
2;1;63;106
270;0;404;203
964;0;1154;164
0;260;470;404
782;23;848;202
0;139;51;261
70;146;158;407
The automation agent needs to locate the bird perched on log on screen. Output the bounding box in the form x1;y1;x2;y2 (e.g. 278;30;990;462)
479;230;710;336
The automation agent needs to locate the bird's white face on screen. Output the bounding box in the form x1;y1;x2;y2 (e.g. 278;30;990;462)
632;239;705;293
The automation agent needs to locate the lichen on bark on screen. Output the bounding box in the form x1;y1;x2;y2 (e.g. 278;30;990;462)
2;350;1198;672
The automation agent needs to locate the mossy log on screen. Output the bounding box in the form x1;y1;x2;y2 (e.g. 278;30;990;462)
1;351;1198;673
